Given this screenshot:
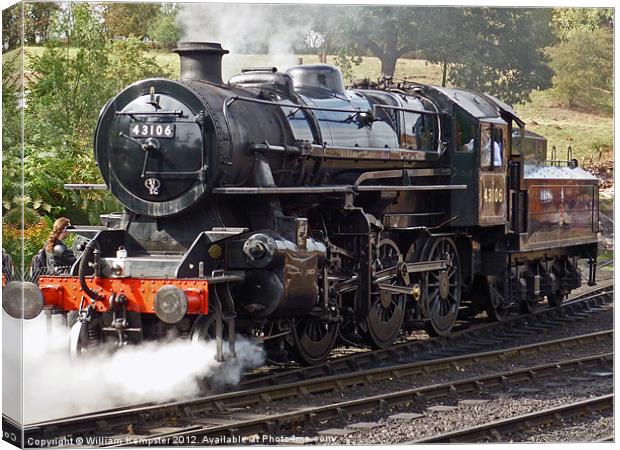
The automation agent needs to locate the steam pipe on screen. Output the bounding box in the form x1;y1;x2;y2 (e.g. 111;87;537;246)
79;242;106;301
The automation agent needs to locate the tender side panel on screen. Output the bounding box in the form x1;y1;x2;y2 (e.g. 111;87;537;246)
523;180;598;249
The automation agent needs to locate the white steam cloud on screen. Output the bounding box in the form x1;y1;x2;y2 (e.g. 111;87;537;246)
20;315;263;424
177;4;313;80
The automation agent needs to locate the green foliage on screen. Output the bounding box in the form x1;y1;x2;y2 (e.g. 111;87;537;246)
2;2;169;247
2;53;25;237
24;2;60;45
102;2;161;39
2;218;52;273
2;2;59;50
546;8;613;114
548;27;613;113
147;7;182;50
329;6;554;103
2;54;22;151
334;6;421;76
27;4;110;150
2;2;22;51
415;8;470;86
434;8;555;105
334;47;362;84
552;8;613;40
108;37;173;89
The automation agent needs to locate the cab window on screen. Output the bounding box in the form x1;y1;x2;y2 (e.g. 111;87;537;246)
455;111;475;152
480;123;504;169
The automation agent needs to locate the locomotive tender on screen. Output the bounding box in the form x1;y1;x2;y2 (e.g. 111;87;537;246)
3;42;599;364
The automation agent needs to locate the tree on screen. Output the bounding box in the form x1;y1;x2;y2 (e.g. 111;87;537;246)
330;6;554;104
552;8;613;40
6;3;171;226
2;2;22;51
102;2;161;39
548;27;613;112
335;6;421;76
304;30;326;62
24;2;60;45
546;8;613;113
416;8;473;87
423;8;555;104
2;54;25;226
147;6;182;50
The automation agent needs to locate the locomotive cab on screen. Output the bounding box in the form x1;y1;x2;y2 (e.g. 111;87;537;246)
446;89;512;229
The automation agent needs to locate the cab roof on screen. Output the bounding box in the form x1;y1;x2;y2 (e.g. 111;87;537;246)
427;86;525;127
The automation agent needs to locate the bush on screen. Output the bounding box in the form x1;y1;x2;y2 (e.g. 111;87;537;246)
2;218;52;275
2;4;170;265
548;27;612;113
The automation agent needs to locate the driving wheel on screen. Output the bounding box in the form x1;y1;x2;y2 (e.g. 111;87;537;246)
422;237;461;336
292;314;339;365
364;239;406;349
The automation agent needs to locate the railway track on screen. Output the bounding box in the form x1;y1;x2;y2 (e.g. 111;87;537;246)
24;328;613;445
241;281;613;388
104;353;612;446
19;282;613;446
411;394;614;443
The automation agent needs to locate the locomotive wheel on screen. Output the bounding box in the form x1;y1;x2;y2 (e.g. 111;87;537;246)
365;239;406;349
547;290;565;308
190;293;229;345
189;315;217;342
292;315;338;365
547;261;567;307
520;293;540;314
69;319;100;358
67;310;80;327
519;264;544;314
485;275;510;322
422;237;461;337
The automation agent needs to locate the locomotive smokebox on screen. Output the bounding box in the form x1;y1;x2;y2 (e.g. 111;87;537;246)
174;42;229;84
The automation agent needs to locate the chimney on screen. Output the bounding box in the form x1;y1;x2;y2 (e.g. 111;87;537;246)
173;42;229;84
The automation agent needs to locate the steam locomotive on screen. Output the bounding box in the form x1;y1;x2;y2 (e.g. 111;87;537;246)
3;42;599;365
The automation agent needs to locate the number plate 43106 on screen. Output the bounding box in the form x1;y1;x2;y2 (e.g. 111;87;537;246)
130;123;175;138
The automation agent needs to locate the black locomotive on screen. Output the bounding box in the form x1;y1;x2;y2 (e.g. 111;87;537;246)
3;42;599;365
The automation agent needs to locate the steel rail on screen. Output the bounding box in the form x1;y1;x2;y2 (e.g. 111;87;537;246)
107;353;612;446
26;330;613;443
410;394;614;443
596;434;615;443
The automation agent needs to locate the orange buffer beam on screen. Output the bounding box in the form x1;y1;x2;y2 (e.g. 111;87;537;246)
38;276;208;315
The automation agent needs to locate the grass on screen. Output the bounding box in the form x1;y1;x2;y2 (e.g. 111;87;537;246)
7;46;614;163
513;89;613;164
